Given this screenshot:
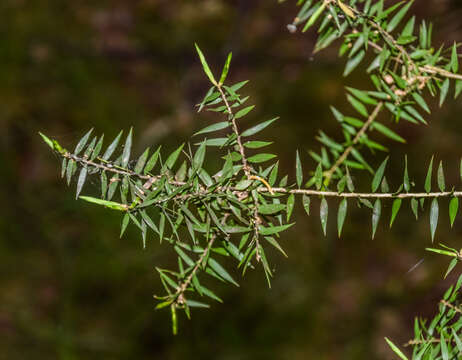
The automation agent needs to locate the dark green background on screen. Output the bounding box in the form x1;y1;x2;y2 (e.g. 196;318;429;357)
2;0;462;358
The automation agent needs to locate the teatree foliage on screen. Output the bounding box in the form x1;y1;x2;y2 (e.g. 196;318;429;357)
40;0;462;355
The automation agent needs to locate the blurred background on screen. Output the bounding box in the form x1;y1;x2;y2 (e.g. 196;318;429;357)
2;0;462;359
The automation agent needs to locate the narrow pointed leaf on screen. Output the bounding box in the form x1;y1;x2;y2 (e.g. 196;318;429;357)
296;150;303;188
372;157;389;192
144;146;161;174
235;105;255;119
121;128;133;167
79;196;127;211
241;117;278;137
437;161;445;192
439;78;450;107
195;43;217;85
451;42;459;73
102;130;123;160
286;194;295;222
76;167;88;199
372;199;381;239
74;129;93;156
403;155;410;192
219;52;232;85
194;121;229;136
320;197;328;236
411;198;419;220
430;198;439;242
302;195;311;215
193;140;206;170
449;197;458;227
390;198;402;227
134;147;150;174
337;198;347;237
384;338;408;360
208;258;239;286
425;156;434;193
164;143;185;170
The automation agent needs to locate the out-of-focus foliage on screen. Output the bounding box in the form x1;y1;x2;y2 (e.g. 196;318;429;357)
4;0;462;359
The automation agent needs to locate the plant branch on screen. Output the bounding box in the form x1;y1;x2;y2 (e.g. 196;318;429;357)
64;152;462;201
324;101;384;183
216;85;251;176
174;234;216;305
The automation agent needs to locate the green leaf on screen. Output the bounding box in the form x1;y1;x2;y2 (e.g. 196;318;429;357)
456;80;462;99
195;43;217;85
451;42;459;73
170;305;177;335
439;78;450;107
185;299;210;309
244;141;273;149
425;156;434;193
91;135;104;160
449;197;458;227
144;145;161;174
259;223;294;236
258;203;286;215
193;140;206;170
411;92;431;114
235;105;255;119
208;258;239;286
430;198;439;242
372;123;406;143
344;50;365;77
219;52;232;85
121;128;133;167
426;248;456;257
134;147;150;174
79;196;127;211
347;94;368;117
372;199;381;239
120;213;130;238
302;195;311;216
76;167;87;200
346;167;355;192
437;161;445;192
337;198;347;238
384;338;408;360
66;159;76;185
164;143;185;170
440;333;449;360
302;2;327;32
452;329;462;352
387;1;413;32
403;155;410;192
315;162;323;190
102;131;123;160
372;157;389;192
264;237;288;258
74;129;93;156
286;194;295;222
194;121;229;136
411;198;419;220
320;197;328;236
296;150;303;188
444;258;458;279
347;88;377;105
241;117;279;137
390;198;402;228
39;132;54;150
248;153;277;163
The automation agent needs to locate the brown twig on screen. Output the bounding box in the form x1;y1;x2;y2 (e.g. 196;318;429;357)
175;234;216;305
324;102;383;183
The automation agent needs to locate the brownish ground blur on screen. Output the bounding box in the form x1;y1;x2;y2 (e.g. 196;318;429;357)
1;1;462;359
